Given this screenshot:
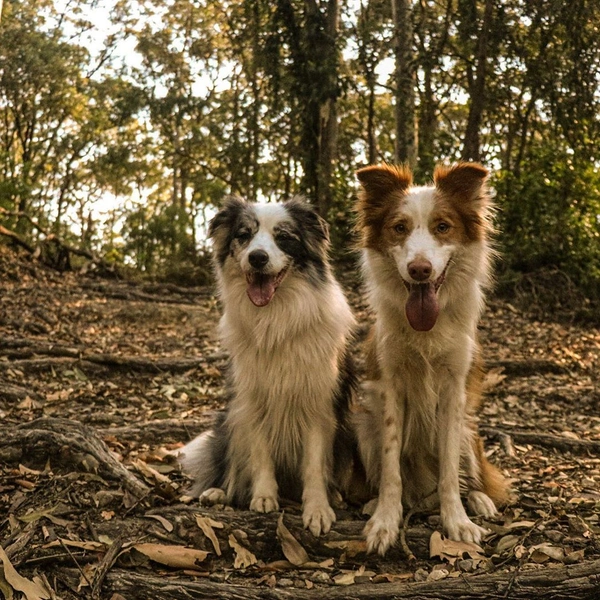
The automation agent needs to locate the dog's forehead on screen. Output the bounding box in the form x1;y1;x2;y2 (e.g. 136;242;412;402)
401;186;436;223
254;203;292;231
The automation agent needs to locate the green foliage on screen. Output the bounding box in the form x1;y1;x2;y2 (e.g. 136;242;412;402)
0;0;598;300
496;143;600;298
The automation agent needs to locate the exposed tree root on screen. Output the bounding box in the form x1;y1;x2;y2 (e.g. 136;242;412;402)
0;417;148;497
486;359;571;376
100;418;213;444
93;557;600;599
481;426;600;455
0;352;223;374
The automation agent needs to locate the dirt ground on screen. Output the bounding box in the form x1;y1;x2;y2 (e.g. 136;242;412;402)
1;244;599;599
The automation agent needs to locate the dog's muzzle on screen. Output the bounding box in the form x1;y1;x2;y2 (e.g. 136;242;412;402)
245;266;289;307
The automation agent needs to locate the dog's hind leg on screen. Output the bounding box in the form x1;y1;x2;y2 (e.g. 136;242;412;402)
179;428;227;498
464;434;508;517
199;487;227;506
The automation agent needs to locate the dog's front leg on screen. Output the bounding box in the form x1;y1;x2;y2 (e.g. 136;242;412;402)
438;375;488;543
364;382;404;555
302;425;336;536
248;434;279;513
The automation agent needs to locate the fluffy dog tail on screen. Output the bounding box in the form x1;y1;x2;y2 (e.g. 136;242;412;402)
474;436;510;506
179;413;228;497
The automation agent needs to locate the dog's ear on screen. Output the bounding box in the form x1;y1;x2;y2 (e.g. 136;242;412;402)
208;196;246;239
285;196;330;245
434;163;488;201
209;196;248;266
356;164;413;210
435;163;493;242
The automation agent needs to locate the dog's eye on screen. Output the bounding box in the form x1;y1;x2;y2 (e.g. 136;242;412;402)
436;222;450;234
276;230;294;241
394;223;407;234
235;229;251;241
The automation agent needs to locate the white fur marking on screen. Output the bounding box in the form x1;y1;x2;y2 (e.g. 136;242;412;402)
240;204;290;275
391;189;454;282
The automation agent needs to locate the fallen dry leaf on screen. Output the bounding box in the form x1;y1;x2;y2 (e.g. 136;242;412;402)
495;534;521;555
372;572;413;584
77;563;96;592
506;520;536;530
262;559;295;571
324;539;368;557
333;566;364;586
482;366;507;391
195;514;223;556
529;543;565;562
276;513;309;566
132;543;209;570
43;539;107;552
514;544;527;559
18;507;69;527
131;459;171;485
564;549;585;564
0;570;13;600
427;568;449;581
430;531;486;562
0;546;50;600
144;514;174;533
228;534;257;569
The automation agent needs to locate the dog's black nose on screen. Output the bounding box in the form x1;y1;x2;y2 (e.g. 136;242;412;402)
248;249;269;269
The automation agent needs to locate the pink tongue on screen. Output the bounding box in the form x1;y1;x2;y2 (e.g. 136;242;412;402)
405;283;439;331
247;274;276;307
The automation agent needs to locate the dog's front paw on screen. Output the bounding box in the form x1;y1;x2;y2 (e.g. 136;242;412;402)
250;495;279;513
364;510;401;555
443;513;489;544
199;487;227;506
468;491;498;519
302;502;336;536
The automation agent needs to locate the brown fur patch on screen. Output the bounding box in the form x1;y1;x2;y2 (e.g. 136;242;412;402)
433;162;488;197
363;326;382;380
433;162;491;242
429;197;472;246
355;164;413;251
466;341;485;414
473;435;510;506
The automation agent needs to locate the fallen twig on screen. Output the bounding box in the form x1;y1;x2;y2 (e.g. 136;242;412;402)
481;426;600;455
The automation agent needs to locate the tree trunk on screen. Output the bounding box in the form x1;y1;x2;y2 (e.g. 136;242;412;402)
357;1;379;165
461;0;493;162
417;61;436;179
392;0;417;167
304;0;340;217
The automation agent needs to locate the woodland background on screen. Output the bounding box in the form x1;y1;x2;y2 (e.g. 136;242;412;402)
1;0;599;305
1;2;600;598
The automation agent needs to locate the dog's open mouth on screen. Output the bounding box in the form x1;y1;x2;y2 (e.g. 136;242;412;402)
403;269;446;332
246;267;289;307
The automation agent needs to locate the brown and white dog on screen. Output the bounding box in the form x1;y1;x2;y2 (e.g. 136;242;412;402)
179;196;356;536
354;163;508;555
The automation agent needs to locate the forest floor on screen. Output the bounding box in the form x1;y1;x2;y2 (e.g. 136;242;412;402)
1;244;599;600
